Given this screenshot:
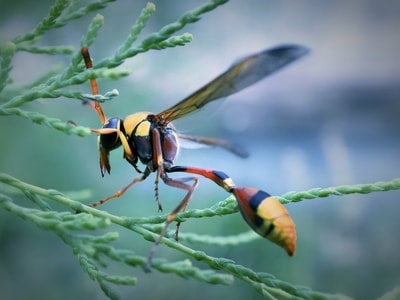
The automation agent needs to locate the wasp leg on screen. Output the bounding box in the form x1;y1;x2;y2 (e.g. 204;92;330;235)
145;174;199;272
146;129;199;271
87;126;151;208
88;168;151;208
163;175;200;240
151;128;165;211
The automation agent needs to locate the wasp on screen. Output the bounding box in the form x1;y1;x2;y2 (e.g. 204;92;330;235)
81;44;308;271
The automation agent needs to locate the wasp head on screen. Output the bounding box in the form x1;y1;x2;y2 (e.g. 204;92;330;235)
98;117;124;176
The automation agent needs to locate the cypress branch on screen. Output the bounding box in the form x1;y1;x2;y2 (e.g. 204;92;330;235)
1;1;398;299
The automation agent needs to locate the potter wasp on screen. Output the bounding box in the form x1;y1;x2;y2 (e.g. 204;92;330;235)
81;45;308;271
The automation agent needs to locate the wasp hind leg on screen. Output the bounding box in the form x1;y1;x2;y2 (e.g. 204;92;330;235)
163;174;200;240
145;128;199;271
145;174;199;272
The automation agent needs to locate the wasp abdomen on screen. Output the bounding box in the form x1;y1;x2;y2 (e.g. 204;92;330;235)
232;187;297;256
161;127;179;166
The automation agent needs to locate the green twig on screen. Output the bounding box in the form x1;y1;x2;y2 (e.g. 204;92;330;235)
0;173;398;299
95;0;229;68
278;178;400;204
115;2;156;56
0;42;16;94
0;108;91;136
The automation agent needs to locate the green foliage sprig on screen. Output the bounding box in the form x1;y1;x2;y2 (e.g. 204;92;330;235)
0;1;399;300
1;172;399;299
0;0;228;133
9;174;400;299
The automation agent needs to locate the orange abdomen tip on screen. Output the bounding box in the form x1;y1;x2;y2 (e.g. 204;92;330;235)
233;187;297;256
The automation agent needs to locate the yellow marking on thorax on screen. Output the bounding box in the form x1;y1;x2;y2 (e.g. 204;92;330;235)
123;112;151;136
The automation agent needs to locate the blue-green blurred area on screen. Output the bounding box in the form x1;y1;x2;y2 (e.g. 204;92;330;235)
1;0;400;299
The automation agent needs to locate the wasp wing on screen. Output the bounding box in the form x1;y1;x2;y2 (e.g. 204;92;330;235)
178;133;249;158
156;45;309;124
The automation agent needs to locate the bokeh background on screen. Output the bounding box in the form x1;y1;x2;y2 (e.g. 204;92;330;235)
1;0;400;299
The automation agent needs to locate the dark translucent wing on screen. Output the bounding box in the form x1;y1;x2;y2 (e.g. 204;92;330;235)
156;45;309;124
178;133;249;158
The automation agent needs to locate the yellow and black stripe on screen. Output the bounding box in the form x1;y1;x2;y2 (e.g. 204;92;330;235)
167;166;296;256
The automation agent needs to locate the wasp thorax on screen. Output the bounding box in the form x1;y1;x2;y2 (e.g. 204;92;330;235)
120;112;179;170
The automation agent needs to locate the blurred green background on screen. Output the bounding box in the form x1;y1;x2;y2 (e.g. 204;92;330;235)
1;0;400;299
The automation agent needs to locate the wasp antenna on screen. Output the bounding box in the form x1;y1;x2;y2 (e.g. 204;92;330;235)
81;47;107;125
81;47;93;68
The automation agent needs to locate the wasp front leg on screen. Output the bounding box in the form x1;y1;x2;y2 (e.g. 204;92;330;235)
88;126;152;207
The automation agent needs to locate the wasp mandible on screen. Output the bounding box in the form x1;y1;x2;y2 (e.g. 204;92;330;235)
81;45;309;271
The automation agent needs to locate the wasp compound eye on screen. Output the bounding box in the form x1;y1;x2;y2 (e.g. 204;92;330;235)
99;117;124;151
